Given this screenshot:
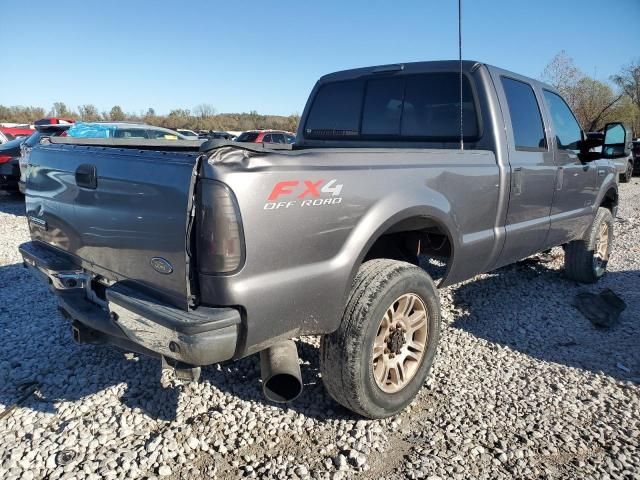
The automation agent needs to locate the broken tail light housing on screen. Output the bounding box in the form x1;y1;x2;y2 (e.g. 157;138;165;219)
197;180;244;274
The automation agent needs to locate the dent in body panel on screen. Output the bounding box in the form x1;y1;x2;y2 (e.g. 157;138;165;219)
199;148;501;355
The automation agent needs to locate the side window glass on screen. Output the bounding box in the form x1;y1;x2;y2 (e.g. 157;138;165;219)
272;134;286;143
262;134;273;143
115;129;147;139
285;134;295;144
501;77;546;150
543;90;582;151
361;77;404;135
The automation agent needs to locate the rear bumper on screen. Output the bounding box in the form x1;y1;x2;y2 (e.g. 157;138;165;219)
19;240;241;366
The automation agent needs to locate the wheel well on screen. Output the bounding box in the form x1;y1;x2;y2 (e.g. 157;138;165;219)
601;188;618;212
363;216;453;280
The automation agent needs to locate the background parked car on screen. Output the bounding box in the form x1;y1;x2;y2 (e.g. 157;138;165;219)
0;131;11;144
18;124;72;194
235;129;295;144
0;136;26;192
176;129;199;139
0;127;34;139
633;140;640;175
198;130;235;140
587;131;634;182
34;117;75;126
66;122;194;140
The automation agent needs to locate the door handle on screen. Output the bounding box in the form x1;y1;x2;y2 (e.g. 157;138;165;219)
75;164;97;189
556;167;564;191
512;167;522;195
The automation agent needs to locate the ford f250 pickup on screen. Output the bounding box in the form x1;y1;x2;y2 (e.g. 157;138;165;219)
19;61;632;418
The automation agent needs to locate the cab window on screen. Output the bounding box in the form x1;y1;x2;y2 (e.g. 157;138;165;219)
501;77;546;151
304;72;479;141
543;90;582;151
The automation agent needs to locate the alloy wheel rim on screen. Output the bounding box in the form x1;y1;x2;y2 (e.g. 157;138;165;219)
372;293;428;393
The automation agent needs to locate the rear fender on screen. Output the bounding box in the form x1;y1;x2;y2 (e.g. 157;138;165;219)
337;190;458;305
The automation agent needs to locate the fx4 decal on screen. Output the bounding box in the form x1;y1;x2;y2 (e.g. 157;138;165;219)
264;179;343;210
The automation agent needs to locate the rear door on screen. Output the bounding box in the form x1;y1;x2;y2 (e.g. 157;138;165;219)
492;73;556;267
541;90;598;245
25;143;199;309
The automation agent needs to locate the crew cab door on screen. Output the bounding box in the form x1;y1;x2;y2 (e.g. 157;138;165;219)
540;90;598;246
492;74;556;267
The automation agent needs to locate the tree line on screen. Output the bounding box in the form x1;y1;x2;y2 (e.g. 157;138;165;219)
540;52;639;135
1;53;638;136
0;102;300;133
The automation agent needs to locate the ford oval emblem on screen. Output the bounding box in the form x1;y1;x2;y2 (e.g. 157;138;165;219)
150;257;173;275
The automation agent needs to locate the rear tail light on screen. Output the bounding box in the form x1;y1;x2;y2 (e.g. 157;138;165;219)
197;180;244;273
0;155;13;164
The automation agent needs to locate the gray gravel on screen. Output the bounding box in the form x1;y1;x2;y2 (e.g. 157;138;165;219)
0;184;638;480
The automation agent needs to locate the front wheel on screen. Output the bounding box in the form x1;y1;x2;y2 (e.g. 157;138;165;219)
564;207;613;283
620;162;633;183
320;259;441;418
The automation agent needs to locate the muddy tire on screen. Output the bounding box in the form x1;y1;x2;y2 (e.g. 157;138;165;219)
564;207;613;283
320;259;440;418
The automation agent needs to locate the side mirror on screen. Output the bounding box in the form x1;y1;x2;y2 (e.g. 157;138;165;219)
578;133;604;162
601;122;631;159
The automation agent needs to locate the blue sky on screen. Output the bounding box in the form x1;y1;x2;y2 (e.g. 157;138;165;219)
1;0;638;116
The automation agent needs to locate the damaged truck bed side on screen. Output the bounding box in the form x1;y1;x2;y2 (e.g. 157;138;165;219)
20;61;631;418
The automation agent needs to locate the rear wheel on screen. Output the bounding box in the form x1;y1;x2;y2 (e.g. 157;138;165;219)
564;207;613;283
320;259;441;418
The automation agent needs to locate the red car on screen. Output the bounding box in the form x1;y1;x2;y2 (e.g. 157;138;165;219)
235;130;296;144
34;117;75;126
0;127;34;139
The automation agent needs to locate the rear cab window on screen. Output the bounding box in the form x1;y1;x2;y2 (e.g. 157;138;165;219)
304;72;479;141
501;77;546;151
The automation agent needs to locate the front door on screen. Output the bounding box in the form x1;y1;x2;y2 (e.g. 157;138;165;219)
541;90;598;246
493;74;556;268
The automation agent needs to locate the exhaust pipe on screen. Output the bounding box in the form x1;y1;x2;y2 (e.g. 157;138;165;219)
260;340;303;403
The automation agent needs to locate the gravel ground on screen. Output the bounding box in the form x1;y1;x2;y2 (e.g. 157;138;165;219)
0;183;638;480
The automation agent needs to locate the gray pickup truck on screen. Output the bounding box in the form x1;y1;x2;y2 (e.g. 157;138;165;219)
19;61;631;418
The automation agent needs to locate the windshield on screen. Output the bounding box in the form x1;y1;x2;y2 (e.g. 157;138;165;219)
25;132;44;147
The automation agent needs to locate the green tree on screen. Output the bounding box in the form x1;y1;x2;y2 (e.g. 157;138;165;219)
109;105;126;121
49;102;71;118
78;104;101;122
541;51;624;132
165;109;192;129
611;60;640;136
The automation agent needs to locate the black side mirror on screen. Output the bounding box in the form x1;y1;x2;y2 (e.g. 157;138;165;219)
601;122;631;159
578;133;604;162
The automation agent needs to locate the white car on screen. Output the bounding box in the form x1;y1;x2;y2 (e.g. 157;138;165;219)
176;129;199;140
